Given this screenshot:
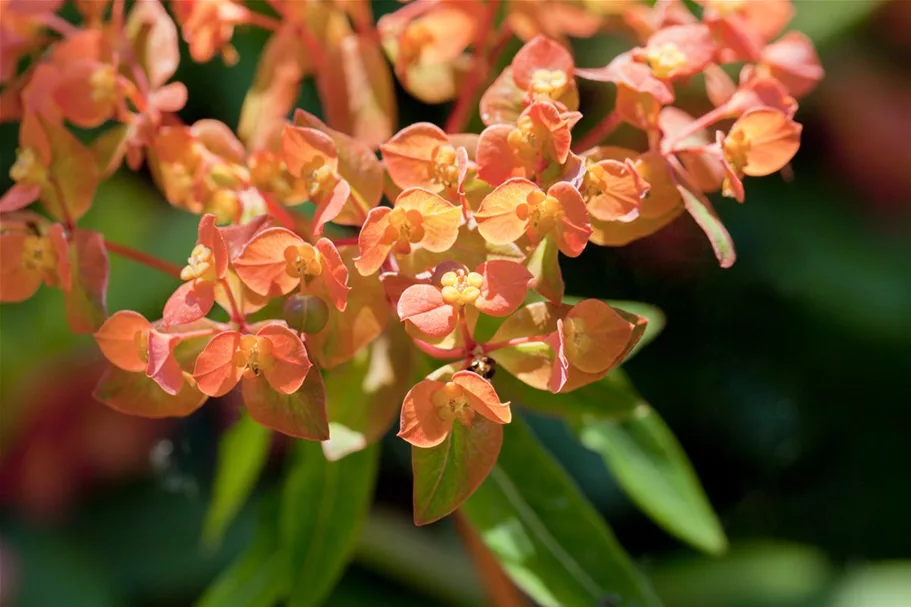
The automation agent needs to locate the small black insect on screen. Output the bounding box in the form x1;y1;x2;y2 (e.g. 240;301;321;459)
467;355;496;380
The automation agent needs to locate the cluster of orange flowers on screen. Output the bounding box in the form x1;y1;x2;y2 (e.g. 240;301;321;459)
0;0;821;523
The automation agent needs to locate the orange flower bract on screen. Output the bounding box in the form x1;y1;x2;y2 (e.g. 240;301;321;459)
398;370;510;448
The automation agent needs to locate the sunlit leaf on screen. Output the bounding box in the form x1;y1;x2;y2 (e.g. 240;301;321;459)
281;441;380;607
202;414;272;549
461;416;661;607
196;495;287;607
572;404;727;555
412;415;503;526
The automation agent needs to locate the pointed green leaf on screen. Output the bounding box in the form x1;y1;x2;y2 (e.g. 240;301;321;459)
412;416;503;525
572;402;727;555
241;370;329;441
461;417;661;607
196;495;287;607
202;414;272;549
281;441;380;607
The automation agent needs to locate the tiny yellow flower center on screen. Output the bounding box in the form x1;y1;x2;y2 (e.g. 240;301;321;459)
21;234;57;274
284;242;323;283
439;268;483;306
205;188;240;224
134;330;150;364
507;114;543;164
249;153;295;200
10;147;46;186
398;21;434;66
431;381;473;424
299;156;338;200
708;0;747;17
233;334;272;378
645;42;687;79
383;207;425;254
529;68;569;98
431;144;460;188
90;64;118;104
180;244;217;282
723;128;751;175
515;189;559;237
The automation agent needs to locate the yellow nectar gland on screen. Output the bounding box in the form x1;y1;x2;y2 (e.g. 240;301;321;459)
431;144;460;189
708;0;747;17
529;69;569;99
10;147;46;186
582;163;610;200
644;42;687;79
431;381;474;424
440;269;483;306
250;154;295;200
233;334;272;378
205;188;240;224
300;156;338;200
722;128;751;175
21;234;57;276
398;21;434;67
180;244;217;282
382;207;425;255
284;243;323;283
516;189;559;238
90;64;118;104
134;330;150;364
507;114;544;165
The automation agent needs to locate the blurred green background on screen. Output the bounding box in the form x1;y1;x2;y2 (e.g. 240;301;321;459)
2;1;911;606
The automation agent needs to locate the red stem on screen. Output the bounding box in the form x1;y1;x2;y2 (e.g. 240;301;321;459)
444;0;502;134
572;110;621;153
261;193;298;233
244;9;283;31
40;12;80;37
104;240;183;280
218;278;246;328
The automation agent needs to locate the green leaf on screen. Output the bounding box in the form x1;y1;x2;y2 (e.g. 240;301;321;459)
650;541;832;607
202;414;272;549
677;184;736;269
461;416;661;607
281;440;380;607
495;367;643;419
412;415;503;525
831;561;911;607
196;496;287;607
241;370;329;440
792;0;886;46
572;403;727;555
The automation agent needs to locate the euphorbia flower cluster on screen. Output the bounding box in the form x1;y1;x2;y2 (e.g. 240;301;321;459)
0;0;821;524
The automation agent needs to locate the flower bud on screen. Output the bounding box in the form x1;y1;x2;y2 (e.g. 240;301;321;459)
283;294;329;334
